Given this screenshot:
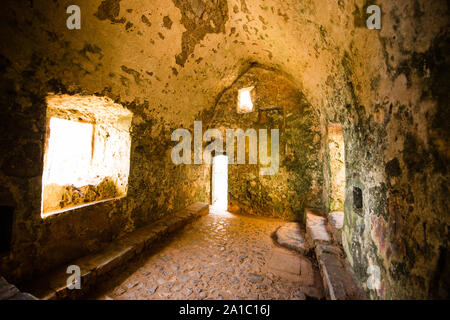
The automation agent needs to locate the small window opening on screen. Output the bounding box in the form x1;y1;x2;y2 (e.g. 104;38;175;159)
237;86;255;113
353;186;363;214
43;118;94;187
0;206;14;253
41;94;133;218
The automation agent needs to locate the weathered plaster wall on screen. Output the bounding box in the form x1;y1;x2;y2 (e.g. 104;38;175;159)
336;1;449;299
0;0;447;299
202;66;322;221
0;0;212;283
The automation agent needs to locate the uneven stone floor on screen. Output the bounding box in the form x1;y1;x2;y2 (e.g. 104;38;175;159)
93;211;324;300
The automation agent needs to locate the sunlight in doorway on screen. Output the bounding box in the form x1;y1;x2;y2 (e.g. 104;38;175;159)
211;155;228;213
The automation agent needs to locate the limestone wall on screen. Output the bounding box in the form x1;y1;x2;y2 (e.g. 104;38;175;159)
337;1;449;299
0;0;447;298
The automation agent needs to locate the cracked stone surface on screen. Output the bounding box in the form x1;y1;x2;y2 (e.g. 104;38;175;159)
95;212;324;300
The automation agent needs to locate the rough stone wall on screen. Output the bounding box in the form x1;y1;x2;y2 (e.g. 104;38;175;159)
0;0;447;299
336;1;449;299
0;0;211;283
202;66;322;220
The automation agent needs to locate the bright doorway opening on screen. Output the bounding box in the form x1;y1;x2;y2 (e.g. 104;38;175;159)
211;155;228;212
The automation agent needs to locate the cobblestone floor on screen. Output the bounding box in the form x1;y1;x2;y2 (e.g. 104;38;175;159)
95;210;324;300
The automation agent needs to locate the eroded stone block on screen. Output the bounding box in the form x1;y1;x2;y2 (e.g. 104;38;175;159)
306;212;331;243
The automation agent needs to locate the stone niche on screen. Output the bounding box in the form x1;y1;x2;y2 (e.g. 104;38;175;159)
0;206;14;254
41;94;133;217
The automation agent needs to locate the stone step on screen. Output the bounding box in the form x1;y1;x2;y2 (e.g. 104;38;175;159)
306;209;331;244
305;209;365;300
302;207;324;222
274;222;309;254
267;247;320;293
22;203;209;300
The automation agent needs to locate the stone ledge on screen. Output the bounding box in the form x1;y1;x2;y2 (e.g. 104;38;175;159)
306;209;331;244
315;244;366;300
23;202;209;300
327;211;344;245
305;209;365;300
274;222;309;254
0;276;37;300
